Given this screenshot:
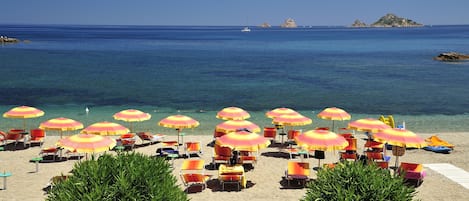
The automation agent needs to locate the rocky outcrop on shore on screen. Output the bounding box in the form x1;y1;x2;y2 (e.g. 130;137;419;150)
259;22;271;28
280;18;297;28
351;19;367;27
371;13;423;27
434;52;469;62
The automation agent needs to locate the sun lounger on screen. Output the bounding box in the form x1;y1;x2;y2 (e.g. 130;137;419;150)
218;164;245;191
285;161;310;187
212;144;232;168
180;159;211;193
185;141;202;158
137;132;165;145
30;128;46;147
398;162;426;186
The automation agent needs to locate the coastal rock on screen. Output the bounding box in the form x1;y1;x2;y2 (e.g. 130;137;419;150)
0;36;19;43
371;13;423;27
259;22;271;28
433;52;469;62
351;19;367;27
280;18;297;28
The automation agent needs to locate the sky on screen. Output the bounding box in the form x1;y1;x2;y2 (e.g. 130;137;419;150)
1;0;468;26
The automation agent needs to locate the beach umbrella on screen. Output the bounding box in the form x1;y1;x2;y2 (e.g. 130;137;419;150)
113;109;151;132
158;115;199;146
317;107;351;132
348;118;390;138
295;129;348;167
39;117;84;138
272;113;312;127
215;120;261;134
373;128;427;168
216;106;250;120
56;133;116;155
265;107;299;119
81;121;130;136
3;106;45;130
215;130;270;152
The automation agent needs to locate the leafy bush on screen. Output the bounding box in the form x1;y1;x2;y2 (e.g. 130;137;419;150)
47;152;187;201
301;161;417;201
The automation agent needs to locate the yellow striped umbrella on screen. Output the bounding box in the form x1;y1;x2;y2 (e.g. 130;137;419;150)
113;109;151;132
3;105;45;130
216;107;250;120
272;113;312;127
373;128;426;168
39;117;84;138
81;121;130;136
215;120;261;134
317;107;351;132
266;107;299;119
56;133;116;153
158;115;199;145
215;130;270;152
348;118;390;133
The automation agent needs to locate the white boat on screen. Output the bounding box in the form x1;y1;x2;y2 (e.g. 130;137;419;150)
241;27;251;32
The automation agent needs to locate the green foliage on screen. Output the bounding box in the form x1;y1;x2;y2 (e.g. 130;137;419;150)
301;161;417;201
47;152;188;201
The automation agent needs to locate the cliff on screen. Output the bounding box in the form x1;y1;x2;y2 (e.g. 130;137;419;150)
371;13;423;27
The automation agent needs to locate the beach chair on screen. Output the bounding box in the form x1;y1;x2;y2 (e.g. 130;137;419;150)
4;129;27;148
285;161;310;187
117;133;136;150
239;151;257;166
213;129;225;139
218;164;245;191
185;141;202;158
339;138;357;161
398;162;426;186
137;132;165;145
365;151;384;161
212;144;232;168
263;127;277;143
340;152;358;161
29;128;46;147
287;130;301;144
179;159;210;193
0;131;6;146
40;147;60;161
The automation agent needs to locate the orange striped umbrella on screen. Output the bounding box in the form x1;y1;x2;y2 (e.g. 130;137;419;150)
317;107;351;132
39;117;84;138
295;129;348;151
215;120;261;134
216;107;250;120
113;109;151;132
348;118;390;133
3;105;45;130
81;121;130;136
56;133;116;153
272;113;312;127
215;130;270;152
266;107;299;119
373;128;426;168
158;115;199;145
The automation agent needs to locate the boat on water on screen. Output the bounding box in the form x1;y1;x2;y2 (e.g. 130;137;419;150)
241;27;251;32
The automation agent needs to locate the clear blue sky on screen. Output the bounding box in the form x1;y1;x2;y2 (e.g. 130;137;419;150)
1;0;468;26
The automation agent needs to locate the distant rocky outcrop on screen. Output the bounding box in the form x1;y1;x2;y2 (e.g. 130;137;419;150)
0;36;20;43
259;22;271;28
371;13;423;27
434;52;469;62
351;19;367;27
281;18;297;28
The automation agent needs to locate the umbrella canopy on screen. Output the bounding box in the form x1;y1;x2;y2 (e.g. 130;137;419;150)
216;107;250;120
81;121;130;136
215;130;270;152
265;107;298;119
39;117;84;138
158;115;199;129
272;113;312;127
295;129;348;151
113;109;151;132
215;120;261;133
373;128;426;148
348;118;390;133
317;107;351;121
56;133;116;153
3;106;45;130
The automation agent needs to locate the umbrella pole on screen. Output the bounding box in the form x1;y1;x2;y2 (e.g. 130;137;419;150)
23;119;27;131
332;121;335;133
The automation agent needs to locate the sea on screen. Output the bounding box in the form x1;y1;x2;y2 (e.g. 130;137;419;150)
1;24;469;133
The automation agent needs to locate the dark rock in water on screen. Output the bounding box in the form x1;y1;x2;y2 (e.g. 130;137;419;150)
434;52;469;62
351;19;367;27
371;13;423;27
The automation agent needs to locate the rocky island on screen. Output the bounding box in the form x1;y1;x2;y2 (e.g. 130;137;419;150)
0;36;20;43
434;52;469;62
351;13;423;28
281;18;297;28
259;22;271;28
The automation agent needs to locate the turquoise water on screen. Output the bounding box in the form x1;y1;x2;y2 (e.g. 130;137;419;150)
1;25;469;132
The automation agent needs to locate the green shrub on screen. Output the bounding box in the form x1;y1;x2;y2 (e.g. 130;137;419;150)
47;152;187;201
301;161;417;201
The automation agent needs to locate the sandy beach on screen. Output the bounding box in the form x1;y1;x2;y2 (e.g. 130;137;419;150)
1;132;468;201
